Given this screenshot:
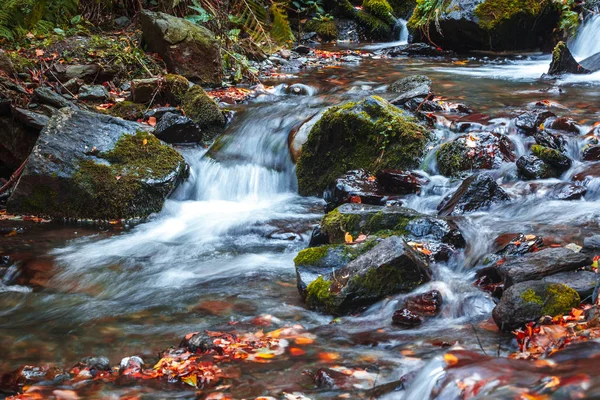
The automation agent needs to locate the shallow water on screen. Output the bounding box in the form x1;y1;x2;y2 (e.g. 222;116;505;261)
3;43;600;398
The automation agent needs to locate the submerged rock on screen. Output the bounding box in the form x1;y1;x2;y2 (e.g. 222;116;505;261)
140;10;222;85
437;173;510;217
7;109;187;219
392;289;443;328
296;96;430;196
436;132;515;177
304;237;431;315
516;155;557;180
323;169;385;211
375;169;430;194
492;281;580;331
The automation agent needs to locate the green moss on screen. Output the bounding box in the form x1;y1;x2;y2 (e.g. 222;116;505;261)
436;141;467;177
296;96;429;196
305;276;336;311
181;85;225;138
531;145;567;166
294;246;331;266
388;0;416;18
305;20;339;41
553;41;567;61
348;262;424;299
541;283;580;316
356;10;394;39
164;74;190;104
321;209;362;243
521;288;543;305
363;0;395;23
105;101;146;121
474;0;547;30
408;0;452;31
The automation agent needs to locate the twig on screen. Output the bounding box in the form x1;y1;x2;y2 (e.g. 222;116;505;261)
43;60;76;98
470;322;488;356
0;156;29;195
136;55;155;78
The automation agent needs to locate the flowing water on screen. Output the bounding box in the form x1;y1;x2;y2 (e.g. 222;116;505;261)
4;27;600;399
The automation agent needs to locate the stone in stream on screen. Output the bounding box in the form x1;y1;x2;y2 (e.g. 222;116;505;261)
582;234;600;255
531;144;572;173
375;169;430;194
389;75;432;105
579;51;600;74
437;173;510;217
496;247;591;288
153;112;203;144
180;85;226;140
492;281;580;331
7;109;188;219
140;10;222;85
583;145;600;161
548;41;589;76
392;289;443;328
573;162;600;181
304;237;431;315
514;109;556;134
544;116;581;135
546;182;587;200
323;169;386;212
296;96;430;196
516;155;558;180
542;271;599;300
435;132;515;177
534;130;566;152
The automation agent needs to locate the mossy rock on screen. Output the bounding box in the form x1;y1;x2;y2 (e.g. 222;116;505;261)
304;236;431;315
355;10;394;40
105;101;146;121
181;85;226;141
296;96;430;196
388;0;417;19
321;203;420;244
531;144;571;171
363;0;395;24
305;19;339;41
7;109;187;220
492;281;580;331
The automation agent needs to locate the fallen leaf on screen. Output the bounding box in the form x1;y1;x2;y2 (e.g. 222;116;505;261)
318;352;340;362
35;49;45;57
344;232;353;244
148;116;157;127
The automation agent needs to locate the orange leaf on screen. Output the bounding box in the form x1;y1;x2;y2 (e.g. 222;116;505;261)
318;352;340;362
443;353;458;366
148;116;157;127
344;232;353;244
289;347;305;356
35;49;45;57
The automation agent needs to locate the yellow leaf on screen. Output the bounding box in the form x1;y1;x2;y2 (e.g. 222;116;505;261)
142;138;148;146
182;374;197;387
443;353;458;366
344;232;353;244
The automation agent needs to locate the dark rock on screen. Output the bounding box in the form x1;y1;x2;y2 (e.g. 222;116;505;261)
497;247;591;288
531;144;571;173
78;84;110;101
50;63;109;83
391;308;423;327
514;110;556;134
582;235;600;255
534;130;566;151
308;225;329;247
545;116;580;135
436;132;515;177
76;356;111;372
390;75;432;105
583;145;600;161
393;289;443;327
180;85;226;139
114;16;131;28
0;50;15;76
516;155;557;179
547;182;587;200
144;107;183;121
304;237;431;315
579;51;600;74
0;117;39;171
323;169;384;212
180;332;221;354
140;10;222;85
573;162;600;181
492;281;580;331
376;169;430;194
548;41;588;75
285;83;313;96
542;271;599;300
486;233;544;265
153;112;203;143
383;43;450;57
7;109;187;219
11;108;49;131
293;45;312;54
405;217;465;248
0;97;11;116
437;173;510;217
32;87;73;109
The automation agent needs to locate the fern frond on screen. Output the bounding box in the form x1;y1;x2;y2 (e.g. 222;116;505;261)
270;3;294;44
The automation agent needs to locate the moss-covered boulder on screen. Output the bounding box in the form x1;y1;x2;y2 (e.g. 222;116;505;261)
305;236;431;315
492;281;580;331
305;19;339;41
7;109;187;220
409;0;560;52
181;85;226;141
140;10;222;85
131;74;190;105
531;144;572;172
105;101;146;121
296;96;430;196
548;41;589;76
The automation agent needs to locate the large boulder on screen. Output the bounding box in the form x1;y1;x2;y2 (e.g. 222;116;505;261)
304;237;431;315
140;10;222;85
437;173;510;216
296;96;430;196
323;169;386;212
408;0;560;52
492;281;580;331
7;109;187;219
542;271;599;299
436;132;515;177
0;117;39;171
548;41;589;76
181;86;226;140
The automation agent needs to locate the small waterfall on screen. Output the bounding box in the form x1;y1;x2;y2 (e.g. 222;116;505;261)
363;18;409;50
569;14;600;60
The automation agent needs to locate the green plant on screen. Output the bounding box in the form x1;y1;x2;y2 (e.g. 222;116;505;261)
407;0;450;43
314;13;334;21
0;0;79;40
291;0;324;14
185;0;213;23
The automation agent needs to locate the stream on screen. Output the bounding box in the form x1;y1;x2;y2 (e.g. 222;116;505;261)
3;17;600;399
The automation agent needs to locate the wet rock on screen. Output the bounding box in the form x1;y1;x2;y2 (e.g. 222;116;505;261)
119;356;144;376
180;332;223;354
295;244;355;299
579;51;600;74
492;281;580;331
496;247;592;288
153;112;203;144
545;116;580;135
323;169;384;212
405;217;465;248
0;50;15;76
140;10;222;85
308;225;329;247
78;84;110;101
296;96;430;196
293;45;312;54
383;43;449;57
285;83;313;96
531;144;572;173
304;237;431;315
390;75;432;105
1;365;66;392
375;169;430;194
0;117;39;171
32;87;73;109
488;233;544;265
313;368;348;389
573;162;600;181
437;173;510;217
516;155;557;180
548;41;588;75
514;109;556;134
582;235;600;255
583;145;600;161
7;109;187;219
542;271;599;300
534;130;566;152
547;182;587;200
320;203;421;244
436;132;515;177
76;356;111;372
144;106;183;121
393;289;443;328
11;108;49;131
